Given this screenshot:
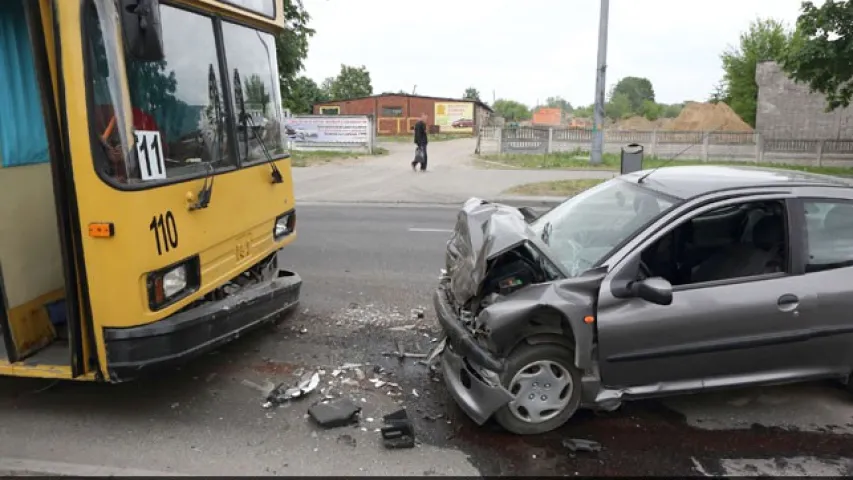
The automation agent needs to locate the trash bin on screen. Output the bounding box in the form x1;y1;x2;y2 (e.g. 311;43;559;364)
621;143;644;174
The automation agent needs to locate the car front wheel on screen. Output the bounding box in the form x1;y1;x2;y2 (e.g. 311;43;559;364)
493;343;582;435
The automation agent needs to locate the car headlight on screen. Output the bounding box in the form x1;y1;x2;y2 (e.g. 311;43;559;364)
274;209;296;241
147;256;200;311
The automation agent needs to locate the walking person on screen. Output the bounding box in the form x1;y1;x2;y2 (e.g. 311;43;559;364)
411;113;428;172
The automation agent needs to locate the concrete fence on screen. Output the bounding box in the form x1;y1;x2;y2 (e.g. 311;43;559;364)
478;126;853;167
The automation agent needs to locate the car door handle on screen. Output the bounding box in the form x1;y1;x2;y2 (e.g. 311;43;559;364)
777;294;799;312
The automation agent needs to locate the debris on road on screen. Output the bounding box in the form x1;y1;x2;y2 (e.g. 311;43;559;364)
380;408;415;449
382;339;428;360
267;372;320;404
308;398;362;429
336;434;357;448
562;438;602;453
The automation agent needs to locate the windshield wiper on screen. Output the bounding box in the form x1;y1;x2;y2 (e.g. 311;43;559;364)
240;112;283;184
189;162;215;210
233;68;282;184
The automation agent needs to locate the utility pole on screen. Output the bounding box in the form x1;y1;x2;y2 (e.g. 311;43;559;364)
590;0;609;165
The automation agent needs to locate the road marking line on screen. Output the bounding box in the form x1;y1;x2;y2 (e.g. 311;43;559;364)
0;457;190;477
408;228;453;233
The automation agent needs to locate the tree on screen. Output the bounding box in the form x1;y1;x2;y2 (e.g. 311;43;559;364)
244;74;271;114
284;76;327;114
276;0;315;103
661;103;684;118
611;77;655;113
604;91;632;120
573;104;594;118
708;80;730;104
545;96;573;112
720;18;792;127
640;99;663;121
320;77;335;97
327;64;373;99
463;87;481;101
783;0;853;111
492;99;531;121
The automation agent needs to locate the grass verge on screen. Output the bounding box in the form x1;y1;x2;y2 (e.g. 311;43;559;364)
290;147;389;167
480;151;853;176
504;178;606;197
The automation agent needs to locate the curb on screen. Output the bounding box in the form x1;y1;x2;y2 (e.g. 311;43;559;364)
0;458;189;477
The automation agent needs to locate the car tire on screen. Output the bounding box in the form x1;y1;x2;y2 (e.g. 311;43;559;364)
493;342;582;435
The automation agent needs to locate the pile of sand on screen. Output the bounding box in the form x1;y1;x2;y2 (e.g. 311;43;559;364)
669;101;753;132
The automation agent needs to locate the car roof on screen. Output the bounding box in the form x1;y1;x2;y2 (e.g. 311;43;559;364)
620;165;853;200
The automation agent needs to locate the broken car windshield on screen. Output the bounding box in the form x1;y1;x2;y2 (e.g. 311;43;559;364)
530;178;676;277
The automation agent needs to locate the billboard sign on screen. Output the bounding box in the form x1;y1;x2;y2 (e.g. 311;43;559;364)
283;115;370;144
434;102;474;133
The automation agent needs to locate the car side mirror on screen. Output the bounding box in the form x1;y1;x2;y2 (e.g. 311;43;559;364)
120;0;165;62
631;277;673;306
517;206;539;223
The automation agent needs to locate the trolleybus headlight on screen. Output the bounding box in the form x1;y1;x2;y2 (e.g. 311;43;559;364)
147;255;201;311
273;209;296;241
162;265;187;298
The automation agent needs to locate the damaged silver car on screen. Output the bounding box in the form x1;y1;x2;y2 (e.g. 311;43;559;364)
432;165;853;435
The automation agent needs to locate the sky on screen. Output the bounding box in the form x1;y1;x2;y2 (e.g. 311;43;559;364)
301;0;811;108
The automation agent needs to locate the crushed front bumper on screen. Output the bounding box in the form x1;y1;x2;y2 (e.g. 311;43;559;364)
103;270;302;382
432;285;513;425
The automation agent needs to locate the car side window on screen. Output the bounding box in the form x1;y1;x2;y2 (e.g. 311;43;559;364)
640;200;789;287
803;200;853;273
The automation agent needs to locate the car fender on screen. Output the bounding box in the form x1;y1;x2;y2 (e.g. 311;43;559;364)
478;267;607;371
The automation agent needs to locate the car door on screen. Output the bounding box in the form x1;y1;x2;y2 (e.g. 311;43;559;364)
594;194;822;391
790;190;853;373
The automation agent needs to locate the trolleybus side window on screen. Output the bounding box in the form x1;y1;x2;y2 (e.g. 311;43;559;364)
221;20;285;163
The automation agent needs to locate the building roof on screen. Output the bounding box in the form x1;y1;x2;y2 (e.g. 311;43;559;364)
314;93;494;112
621;165;853;200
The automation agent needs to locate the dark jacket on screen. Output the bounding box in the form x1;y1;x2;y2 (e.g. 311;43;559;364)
413;120;428;147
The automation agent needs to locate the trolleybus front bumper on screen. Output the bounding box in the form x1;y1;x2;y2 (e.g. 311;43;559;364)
102;269;302;381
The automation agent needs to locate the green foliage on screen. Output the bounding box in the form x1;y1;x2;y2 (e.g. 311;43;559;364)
783;0;853;111
573;105;593;118
284;76;327;114
276;0;315;104
708;80;730;104
492;99;531;121
640;99;663;120
720;18;792;127
611;76;656;113
463;87;481;101
545;96;573;112
604;91;632;119
326;64;373;99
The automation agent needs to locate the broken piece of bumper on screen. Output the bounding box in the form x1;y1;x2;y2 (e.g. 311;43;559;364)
433;285;514;425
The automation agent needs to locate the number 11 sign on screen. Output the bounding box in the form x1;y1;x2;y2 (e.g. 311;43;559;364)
135;130;166;181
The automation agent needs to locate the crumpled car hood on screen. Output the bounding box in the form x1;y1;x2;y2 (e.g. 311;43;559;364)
445;198;539;305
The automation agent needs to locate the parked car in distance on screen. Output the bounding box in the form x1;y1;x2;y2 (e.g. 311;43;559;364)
430;165;853;435
452;118;474;128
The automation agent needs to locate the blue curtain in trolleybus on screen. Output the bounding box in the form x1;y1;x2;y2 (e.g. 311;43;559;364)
0;0;49;168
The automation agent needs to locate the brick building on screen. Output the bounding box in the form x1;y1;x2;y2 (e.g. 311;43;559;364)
312;94;493;136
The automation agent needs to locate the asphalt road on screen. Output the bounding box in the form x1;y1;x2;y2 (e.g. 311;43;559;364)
1;204;852;476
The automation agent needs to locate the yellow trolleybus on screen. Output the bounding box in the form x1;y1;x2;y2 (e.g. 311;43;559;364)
0;0;301;382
